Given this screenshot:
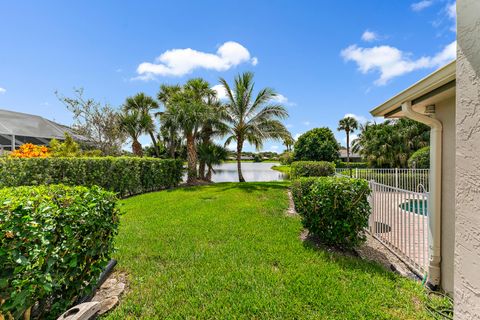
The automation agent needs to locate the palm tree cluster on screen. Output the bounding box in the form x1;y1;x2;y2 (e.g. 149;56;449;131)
352;118;430;168
118;72;291;183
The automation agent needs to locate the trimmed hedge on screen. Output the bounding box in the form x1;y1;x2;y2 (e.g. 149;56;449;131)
292;177;371;249
335;161;368;169
290;161;335;178
0;157;183;197
0;185;120;319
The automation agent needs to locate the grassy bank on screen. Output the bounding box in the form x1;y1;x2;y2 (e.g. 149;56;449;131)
107;182;437;319
271;164;291;174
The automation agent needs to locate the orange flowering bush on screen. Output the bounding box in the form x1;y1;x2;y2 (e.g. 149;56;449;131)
10;143;50;158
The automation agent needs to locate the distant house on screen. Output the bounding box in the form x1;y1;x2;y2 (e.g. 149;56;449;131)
338;148;362;162
0;109;88;152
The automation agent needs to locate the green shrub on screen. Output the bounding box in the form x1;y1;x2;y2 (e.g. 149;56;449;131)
293;127;340;162
408;146;430;169
290;161;335;178
335;161;368;169
279;152;294;165
0;185;120;319
0;157;183;197
292;177;371;249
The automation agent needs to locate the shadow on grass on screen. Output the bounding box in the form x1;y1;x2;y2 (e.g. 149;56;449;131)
174;181;289;193
301;231;398;280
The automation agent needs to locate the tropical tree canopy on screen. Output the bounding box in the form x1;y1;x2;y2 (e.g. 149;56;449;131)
158;79;216;183
294;127;340;162
123;93;160;156
220;71;290;182
119;108;153;156
352;118;430;168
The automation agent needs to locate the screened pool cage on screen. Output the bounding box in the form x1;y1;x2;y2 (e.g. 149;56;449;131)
0;109;88;153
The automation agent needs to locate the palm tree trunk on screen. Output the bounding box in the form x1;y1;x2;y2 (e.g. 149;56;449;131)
148;130;159;157
346;130;351;177
206;165;213;181
346;130;350;164
186;132;197;184
236;138;245;182
132;139;143;157
198;137;209;180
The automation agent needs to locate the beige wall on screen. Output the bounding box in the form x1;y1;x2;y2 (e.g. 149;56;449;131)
456;0;480;318
434;96;456;294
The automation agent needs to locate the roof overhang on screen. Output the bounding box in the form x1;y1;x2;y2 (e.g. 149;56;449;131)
370;60;456;118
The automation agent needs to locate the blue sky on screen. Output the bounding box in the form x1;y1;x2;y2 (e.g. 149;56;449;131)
0;0;456;152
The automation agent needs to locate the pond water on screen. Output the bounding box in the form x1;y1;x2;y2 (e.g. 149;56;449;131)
211;162;287;182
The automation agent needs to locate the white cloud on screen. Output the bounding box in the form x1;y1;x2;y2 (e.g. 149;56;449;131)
447;2;456;19
294;133;302;140
285;124;294;128
344;113;369;124
341;40;456;85
302;121;311;126
411;0;434;12
447;2;456;32
136;41;257;79
361;30;378;42
0;87;6;94
211;84;228;100
269;145;279;151
271;93;296;106
343;134;358;145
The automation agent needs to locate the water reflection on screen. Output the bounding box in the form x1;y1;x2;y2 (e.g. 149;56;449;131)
211;162;287;182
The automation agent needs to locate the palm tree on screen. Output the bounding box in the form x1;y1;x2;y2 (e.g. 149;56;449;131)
157;84;183;159
123;93;160;156
197;97;229;180
158;79;213;183
219;72;290;182
337;116;358;164
118;109;152;156
197;143;228;181
283;135;294;152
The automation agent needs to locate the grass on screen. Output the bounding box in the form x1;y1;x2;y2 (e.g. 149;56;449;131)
271;164;291;174
107;182;435;319
224;159;280;163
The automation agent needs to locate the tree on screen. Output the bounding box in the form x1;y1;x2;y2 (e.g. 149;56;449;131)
352;119;429;167
49;133;81;157
283;134;295;152
294;127;340;162
123;93;160;157
197;97;229;180
197;143;228;181
337;116;358;164
118;109;153;156
158;79;213;183
56;88;126;155
219;72;290;182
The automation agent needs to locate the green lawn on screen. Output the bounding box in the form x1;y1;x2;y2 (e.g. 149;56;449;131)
106;182;434;319
271;164;291;174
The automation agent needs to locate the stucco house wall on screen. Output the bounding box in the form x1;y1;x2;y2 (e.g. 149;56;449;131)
455;0;480;318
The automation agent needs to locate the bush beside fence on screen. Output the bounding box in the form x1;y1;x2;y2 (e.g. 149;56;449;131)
336;168;429;192
292;176;371;249
335;161;368;169
0;157;184;197
0;185;120;319
290;161;335;178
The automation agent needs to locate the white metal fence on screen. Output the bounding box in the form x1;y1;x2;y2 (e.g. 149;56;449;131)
368;181;429;275
336;168;430;276
335;168;430;192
